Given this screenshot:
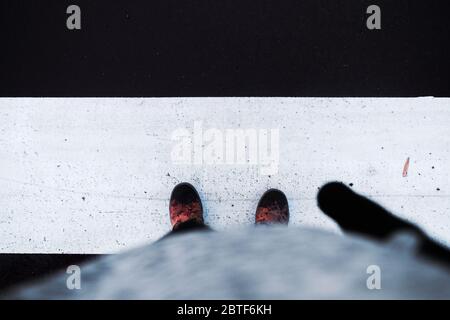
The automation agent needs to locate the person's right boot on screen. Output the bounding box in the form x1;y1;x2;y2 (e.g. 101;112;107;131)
255;189;289;225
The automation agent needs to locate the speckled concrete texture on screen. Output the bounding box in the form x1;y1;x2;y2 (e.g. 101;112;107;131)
0;97;449;253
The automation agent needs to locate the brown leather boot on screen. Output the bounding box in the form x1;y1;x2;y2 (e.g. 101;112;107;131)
255;189;289;225
169;182;204;230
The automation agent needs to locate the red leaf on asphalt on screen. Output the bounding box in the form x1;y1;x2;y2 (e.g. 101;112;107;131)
403;157;410;177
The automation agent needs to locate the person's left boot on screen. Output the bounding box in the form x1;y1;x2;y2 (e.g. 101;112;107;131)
169;182;204;230
255;189;289;225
